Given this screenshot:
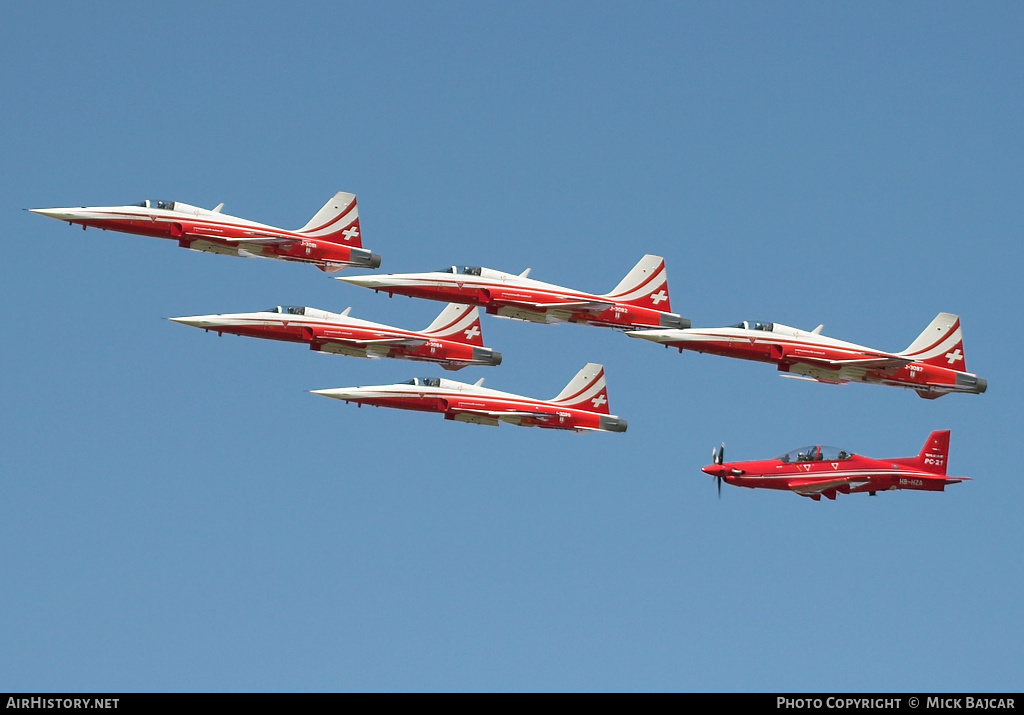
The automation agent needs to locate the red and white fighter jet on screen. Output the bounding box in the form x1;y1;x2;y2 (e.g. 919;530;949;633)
170;302;501;370
702;431;968;501
337;255;689;330
627;313;987;398
30;192;380;272
312;363;628;432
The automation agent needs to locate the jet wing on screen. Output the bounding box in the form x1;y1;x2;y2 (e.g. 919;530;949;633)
449;407;565;425
233;235;301;248
791;355;912;370
338;337;427;348
498;298;614;314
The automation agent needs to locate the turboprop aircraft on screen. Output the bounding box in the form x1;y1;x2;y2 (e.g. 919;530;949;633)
626;313;986;399
702;431;968;501
29;191;380;272
311;362;628;432
336;255;689;330
170;303;501;370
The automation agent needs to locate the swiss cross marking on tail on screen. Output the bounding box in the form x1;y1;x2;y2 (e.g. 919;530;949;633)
650;290;668;305
342;227;360;241
591;394;607;408
464;325;480;340
945;348;963;364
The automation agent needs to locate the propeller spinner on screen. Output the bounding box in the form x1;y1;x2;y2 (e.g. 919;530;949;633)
711;443;725;497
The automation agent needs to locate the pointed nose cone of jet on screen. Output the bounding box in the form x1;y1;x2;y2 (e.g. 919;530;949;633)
310;387;364;402
28;207;81;221
169;315;219;329
168;315;206;327
627;328;690;344
336;275;388;289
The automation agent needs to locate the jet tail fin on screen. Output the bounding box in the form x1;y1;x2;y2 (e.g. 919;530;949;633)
551;363;610;414
898;313;966;371
421;304;485;346
602;255;672;311
296;191;362;247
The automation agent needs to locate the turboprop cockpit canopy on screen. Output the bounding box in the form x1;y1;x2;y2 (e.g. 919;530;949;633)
778;445;854;463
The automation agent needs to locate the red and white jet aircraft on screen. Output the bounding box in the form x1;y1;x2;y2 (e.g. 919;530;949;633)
337;255;689;330
170;302;501;370
702;431;968;501
627;313;986;398
30;191;380;272
312;362;628;432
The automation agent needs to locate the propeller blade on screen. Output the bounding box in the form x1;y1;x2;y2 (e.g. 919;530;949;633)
717;476;722;499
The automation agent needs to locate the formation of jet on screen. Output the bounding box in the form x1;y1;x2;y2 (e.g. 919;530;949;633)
30;192;380;272
627;313;987;399
702;431;967;501
170;302;501;370
312;363;627;433
338;255;689;330
31;189;983;496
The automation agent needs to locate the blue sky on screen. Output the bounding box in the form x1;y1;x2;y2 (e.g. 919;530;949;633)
2;2;1021;691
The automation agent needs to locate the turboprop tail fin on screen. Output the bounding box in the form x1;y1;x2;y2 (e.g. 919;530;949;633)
891;430;951;475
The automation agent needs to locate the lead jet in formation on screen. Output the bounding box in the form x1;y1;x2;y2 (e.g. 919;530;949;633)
626;313;986;399
337;255;689;330
702;431;968;501
170;302;501;370
312;362;627;432
30;191;380;272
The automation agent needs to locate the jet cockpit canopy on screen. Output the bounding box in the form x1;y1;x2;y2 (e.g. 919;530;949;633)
135;200;176;210
730;321;774;332
438;266;483;276
400;377;442;387
264;306;306;316
778;445;853;463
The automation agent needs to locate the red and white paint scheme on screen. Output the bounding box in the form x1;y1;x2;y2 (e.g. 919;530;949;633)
170;302;501;370
312;363;627;432
30;192;381;272
702;431;968;501
627;313;987;398
337;255;689;330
